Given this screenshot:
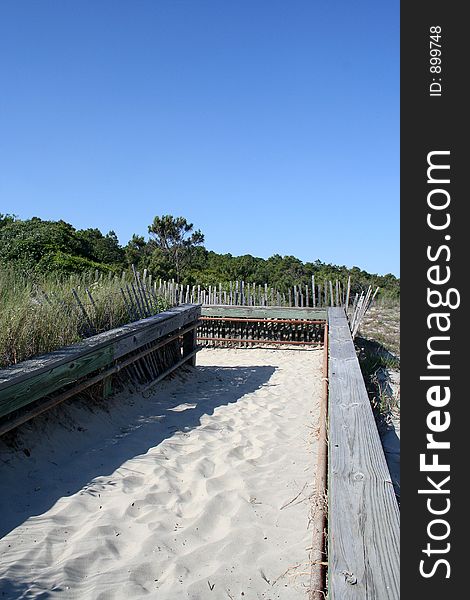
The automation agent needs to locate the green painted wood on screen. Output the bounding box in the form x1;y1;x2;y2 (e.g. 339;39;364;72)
201;305;327;320
102;376;113;399
327;307;399;599
0;304;201;421
0;345;114;419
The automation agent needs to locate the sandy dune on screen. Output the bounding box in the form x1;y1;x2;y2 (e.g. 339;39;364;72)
0;347;323;599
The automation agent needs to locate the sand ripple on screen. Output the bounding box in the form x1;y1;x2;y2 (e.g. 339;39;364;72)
0;347;322;599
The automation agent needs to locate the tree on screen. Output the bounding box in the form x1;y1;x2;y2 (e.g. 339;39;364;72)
148;215;204;282
76;228;124;265
0;218;120;276
124;234;148;269
0;218;83;272
0;213;17;228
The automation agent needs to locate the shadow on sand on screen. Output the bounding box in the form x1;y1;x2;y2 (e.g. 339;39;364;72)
0;363;276;542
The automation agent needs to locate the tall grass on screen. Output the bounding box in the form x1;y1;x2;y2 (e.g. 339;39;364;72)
0;268;169;368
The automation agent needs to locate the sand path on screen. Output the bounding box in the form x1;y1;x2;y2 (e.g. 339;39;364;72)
0;347;322;599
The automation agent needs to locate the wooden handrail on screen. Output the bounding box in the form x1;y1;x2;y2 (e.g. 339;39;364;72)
327;307;399;598
0;304;201;426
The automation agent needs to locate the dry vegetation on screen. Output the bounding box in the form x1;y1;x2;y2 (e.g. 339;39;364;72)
356;298;400;420
357;299;400;357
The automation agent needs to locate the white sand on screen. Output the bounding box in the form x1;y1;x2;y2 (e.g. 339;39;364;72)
0;347;323;599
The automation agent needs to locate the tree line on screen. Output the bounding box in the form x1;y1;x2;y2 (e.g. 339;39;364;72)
0;214;399;298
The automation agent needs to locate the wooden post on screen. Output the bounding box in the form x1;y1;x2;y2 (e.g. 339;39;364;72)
102;376;113;399
182;326;197;366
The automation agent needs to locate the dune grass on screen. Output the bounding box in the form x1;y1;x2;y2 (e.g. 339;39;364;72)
357;299;400;357
356;299;400;425
0;268;169;369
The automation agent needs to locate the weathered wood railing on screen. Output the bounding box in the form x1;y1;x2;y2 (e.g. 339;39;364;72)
0;304;201;436
198;305;327;346
327;307;399;599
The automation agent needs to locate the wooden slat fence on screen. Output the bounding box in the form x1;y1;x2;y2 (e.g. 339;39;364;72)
198;305;327;347
154;276;357;309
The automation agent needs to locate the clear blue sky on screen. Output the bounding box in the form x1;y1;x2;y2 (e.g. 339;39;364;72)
0;0;399;276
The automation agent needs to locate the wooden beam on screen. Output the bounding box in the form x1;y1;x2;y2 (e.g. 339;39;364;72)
201;305;327;320
0;304;201;420
327;307;399;599
182;327;197;366
0;346;114;419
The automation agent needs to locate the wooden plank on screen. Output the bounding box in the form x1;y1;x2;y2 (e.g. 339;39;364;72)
328;307;399;599
102;376;113;399
201;305;327;320
0;346;114;419
182;327;197;367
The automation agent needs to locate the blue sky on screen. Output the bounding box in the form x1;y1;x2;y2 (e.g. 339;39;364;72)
0;0;399;275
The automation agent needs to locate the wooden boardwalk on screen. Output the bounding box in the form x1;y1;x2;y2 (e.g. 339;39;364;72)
328;308;399;599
